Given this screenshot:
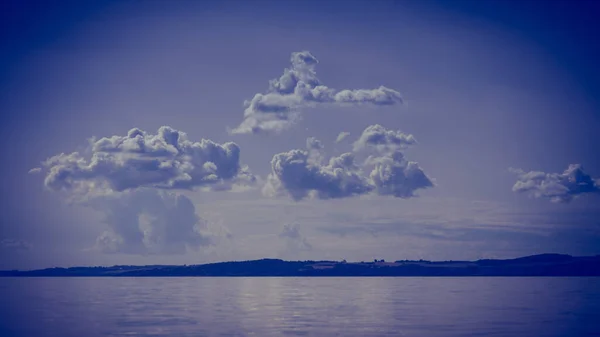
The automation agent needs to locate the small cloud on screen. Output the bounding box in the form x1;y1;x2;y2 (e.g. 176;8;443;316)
1;239;32;251
306;137;324;151
28;167;41;174
335;132;351;143
353;124;417;153
510;164;599;203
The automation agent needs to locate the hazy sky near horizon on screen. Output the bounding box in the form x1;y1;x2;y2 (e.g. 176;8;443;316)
1;0;599;269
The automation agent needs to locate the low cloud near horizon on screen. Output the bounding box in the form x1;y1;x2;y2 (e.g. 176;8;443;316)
91;189;214;255
279;223;312;252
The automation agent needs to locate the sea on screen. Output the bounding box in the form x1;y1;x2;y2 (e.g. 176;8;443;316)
0;277;598;336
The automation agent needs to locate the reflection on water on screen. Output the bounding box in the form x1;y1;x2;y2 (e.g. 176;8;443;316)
0;277;599;336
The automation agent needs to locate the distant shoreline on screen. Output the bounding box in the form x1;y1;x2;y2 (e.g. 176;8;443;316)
2;254;599;277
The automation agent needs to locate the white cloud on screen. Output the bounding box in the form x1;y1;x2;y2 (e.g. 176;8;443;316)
263;150;372;201
28;167;41;174
369;151;434;198
510;164;600;203
33;126;251;256
263;124;433;201
306;136;324;151
230;51;403;134
335;132;351;143
39;126;255;196
353;124;417;152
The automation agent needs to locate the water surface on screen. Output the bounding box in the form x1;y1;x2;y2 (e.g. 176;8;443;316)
1;277;598;336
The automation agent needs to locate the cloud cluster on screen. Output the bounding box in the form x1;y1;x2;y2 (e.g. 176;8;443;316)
90;189;214;255
40;126;255;195
231;51;403;134
264;125;433;201
511;164;600;203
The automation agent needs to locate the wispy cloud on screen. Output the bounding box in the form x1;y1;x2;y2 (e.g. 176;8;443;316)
0;239;32;251
28;167;41;174
335;132;351;143
279;223;312;251
90;189;214;255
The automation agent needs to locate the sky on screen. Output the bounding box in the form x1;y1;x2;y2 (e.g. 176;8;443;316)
1;0;599;269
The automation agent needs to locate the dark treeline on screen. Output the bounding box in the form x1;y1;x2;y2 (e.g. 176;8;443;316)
2;254;599;277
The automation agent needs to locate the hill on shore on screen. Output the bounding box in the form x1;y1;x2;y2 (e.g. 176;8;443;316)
2;254;600;277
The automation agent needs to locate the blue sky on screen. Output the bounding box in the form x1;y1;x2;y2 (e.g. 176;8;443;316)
1;0;599;269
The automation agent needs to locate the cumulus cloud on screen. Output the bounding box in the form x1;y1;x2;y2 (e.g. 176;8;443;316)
263;124;433;201
369;151;434;198
39;126;255;196
33;126;249;255
353;124;417;153
510;164;600;203
263;150;372;200
335;132;351;143
279;223;312;250
89;189;215;255
231;51;403;134
0;239;32;251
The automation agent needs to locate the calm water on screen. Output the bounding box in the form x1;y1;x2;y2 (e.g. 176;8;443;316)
0;277;599;336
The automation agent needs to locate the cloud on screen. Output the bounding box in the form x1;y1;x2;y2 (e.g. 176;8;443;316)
306;136;325;164
335;132;351;143
33;126;248;255
306;136;324;151
230;51;403;134
263;150;372;201
263;124;433;201
369;151;434;198
39;126;255;196
510;164;600;203
279;223;312;250
353;124;417;153
89;189;215;255
0;239;32;251
28;167;41;174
